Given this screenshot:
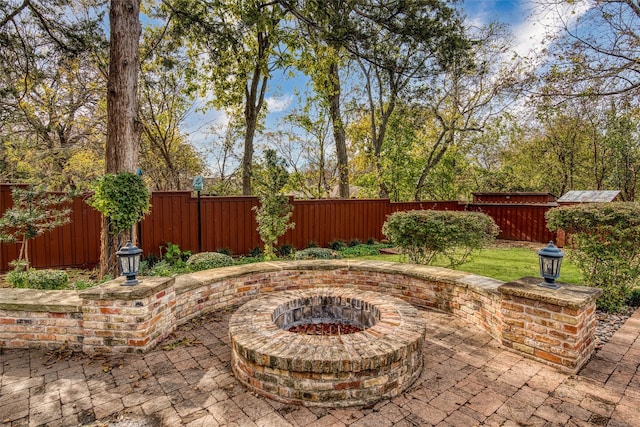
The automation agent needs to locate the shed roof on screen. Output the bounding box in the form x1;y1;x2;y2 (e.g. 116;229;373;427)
557;190;620;203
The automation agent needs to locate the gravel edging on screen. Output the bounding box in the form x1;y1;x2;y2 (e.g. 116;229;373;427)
594;306;638;351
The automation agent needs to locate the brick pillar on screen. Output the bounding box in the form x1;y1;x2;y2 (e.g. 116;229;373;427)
498;277;601;373
80;276;176;354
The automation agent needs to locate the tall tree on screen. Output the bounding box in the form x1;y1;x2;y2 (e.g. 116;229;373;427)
101;0;142;277
352;0;469;198
0;0;106;189
541;0;640;96
412;24;521;200
162;0;287;195
139;24;206;190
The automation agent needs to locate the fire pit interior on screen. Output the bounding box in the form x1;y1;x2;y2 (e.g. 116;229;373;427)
229;288;426;407
273;294;378;334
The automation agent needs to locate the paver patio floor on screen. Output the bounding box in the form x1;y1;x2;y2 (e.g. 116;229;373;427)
1;306;639;427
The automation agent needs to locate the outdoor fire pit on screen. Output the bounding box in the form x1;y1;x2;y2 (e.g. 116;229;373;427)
229;288;426;407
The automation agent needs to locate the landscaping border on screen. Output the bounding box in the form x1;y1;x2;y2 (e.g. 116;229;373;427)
0;260;601;373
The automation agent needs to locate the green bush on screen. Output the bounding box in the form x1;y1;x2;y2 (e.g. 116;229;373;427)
627;288;640;307
186;252;234;271
547;203;640;313
328;240;347;251
7;269;69;290
382;210;499;267
278;244;294;257
147;260;178;277
294;248;341;260
339;243;392;257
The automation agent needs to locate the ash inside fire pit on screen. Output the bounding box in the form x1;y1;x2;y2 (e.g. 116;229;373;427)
288;323;362;335
273;294;379;334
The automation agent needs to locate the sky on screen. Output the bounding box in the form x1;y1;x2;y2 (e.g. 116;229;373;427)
185;0;589;173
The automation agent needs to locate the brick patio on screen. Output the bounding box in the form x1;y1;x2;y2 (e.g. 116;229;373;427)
1;305;639;426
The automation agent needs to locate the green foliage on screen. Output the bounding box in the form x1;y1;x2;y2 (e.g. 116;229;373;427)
328;240;347;250
142;242;192;276
0;186;71;269
146;260;178;277
161;242;191;268
7;269;69;290
87;173;151;234
252;150;295;260
186;252;234;271
627;289;640;307
382;210;499;267
546;203;640;312
295;248;341;260
278;244;294;257
339;243;392;257
216;248;232;256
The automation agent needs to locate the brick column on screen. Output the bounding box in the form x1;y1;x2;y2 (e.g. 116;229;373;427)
80;277;176;354
498;277;601;373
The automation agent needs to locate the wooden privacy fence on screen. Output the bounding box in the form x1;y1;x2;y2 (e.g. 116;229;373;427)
0;185;557;272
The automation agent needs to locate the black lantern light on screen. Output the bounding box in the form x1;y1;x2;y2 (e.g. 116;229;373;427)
537;241;564;289
116;241;142;286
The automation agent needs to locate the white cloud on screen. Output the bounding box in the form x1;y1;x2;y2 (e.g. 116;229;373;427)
266;95;293;113
511;0;590;60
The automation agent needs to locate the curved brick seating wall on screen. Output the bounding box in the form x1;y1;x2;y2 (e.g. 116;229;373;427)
0;260;601;374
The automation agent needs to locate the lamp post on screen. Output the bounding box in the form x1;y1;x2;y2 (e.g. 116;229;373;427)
116;241;142;286
193;176;204;253
537;241;564;289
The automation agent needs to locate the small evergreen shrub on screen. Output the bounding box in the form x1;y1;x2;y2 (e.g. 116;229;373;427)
186;252;234;272
382;210;499;267
348;238;362;247
328;240;347;251
216;248;232;256
278;244;294;257
250;246;264;257
627;289;640;307
294;248;341;260
366;238;377;245
7;269;69;290
547;202;640;313
305;241;319;249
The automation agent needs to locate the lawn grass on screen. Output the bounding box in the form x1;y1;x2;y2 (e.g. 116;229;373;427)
346;247;583;284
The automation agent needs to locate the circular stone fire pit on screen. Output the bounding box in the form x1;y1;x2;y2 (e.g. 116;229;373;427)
229;288;426;407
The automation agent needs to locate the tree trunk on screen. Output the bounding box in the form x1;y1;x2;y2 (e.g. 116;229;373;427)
101;0;142;278
241;32;270;196
327;62;349;198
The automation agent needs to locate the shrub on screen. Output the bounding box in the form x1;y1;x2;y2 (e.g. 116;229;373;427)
339;243;392;257
147;260;177;277
250;246;264;257
547;203;640;313
216;248;232;256
382;210;499;267
162;242;191;268
7;269;69;290
627;288;640;307
186;252;234;272
348;238;362;247
278;244;294;257
294;248;341;260
252;150;295;260
328;240;347;251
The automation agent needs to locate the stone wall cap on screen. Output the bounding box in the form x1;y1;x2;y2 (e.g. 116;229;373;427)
80;276;175;300
0;288;81;312
498;276;602;308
